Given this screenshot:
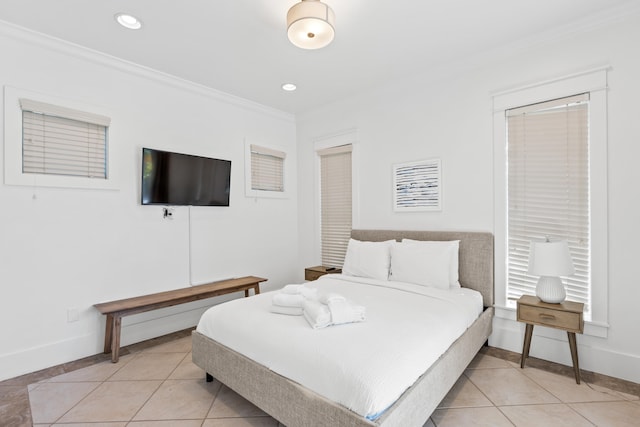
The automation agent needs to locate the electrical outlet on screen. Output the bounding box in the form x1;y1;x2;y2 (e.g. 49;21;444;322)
67;308;79;323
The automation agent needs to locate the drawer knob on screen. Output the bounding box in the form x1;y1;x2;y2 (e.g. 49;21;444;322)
539;314;556;320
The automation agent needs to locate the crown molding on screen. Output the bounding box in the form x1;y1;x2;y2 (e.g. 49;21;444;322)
0;19;295;123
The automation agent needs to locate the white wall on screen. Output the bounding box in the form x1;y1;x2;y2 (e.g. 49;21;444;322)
0;24;299;381
296;13;640;383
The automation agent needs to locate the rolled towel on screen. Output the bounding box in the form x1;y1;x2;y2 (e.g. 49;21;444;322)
319;292;346;305
281;284;318;300
299;287;318;300
303;299;331;329
270;305;303;316
281;284;303;294
328;300;366;325
272;293;305;308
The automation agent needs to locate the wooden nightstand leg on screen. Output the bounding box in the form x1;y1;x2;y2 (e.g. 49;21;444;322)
521;323;534;368
568;332;581;384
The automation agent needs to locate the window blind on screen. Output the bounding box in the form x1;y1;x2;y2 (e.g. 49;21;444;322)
507;93;590;310
20;99;110;179
250;144;285;192
318;144;352;268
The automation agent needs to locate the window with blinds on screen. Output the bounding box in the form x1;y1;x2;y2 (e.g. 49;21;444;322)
507;93;590;312
319;144;352;268
250;144;285;192
20;99;110;179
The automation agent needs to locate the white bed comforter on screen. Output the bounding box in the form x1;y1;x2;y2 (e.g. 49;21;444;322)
196;274;483;420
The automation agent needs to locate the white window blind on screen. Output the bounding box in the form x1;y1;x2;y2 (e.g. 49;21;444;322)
319;144;352;268
20;99;110;179
250;144;285;192
507;93;590;311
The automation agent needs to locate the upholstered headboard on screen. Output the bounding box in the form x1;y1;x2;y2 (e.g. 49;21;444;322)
351;230;494;308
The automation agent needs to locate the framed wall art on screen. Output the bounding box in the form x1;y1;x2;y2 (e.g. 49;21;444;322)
393;158;441;211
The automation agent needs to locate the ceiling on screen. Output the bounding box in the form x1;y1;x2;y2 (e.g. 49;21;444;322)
0;0;636;114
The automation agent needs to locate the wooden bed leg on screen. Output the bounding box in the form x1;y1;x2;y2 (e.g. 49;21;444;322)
206;373;214;382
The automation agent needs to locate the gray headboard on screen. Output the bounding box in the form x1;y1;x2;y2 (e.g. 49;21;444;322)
351;230;494;308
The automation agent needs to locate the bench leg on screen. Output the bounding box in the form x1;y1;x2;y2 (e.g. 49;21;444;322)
244;289;249;297
111;315;122;363
254;284;260;295
104;314;114;354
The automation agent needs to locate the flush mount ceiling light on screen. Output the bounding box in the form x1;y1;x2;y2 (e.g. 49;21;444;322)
281;83;297;91
287;0;335;50
115;13;142;30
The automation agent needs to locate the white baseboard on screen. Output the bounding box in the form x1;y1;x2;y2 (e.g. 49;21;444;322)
490;317;640;384
0;297;232;382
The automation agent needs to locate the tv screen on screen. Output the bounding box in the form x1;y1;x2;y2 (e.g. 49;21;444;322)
141;147;231;206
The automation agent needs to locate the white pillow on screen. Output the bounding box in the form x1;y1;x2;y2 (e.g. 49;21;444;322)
390;241;452;289
398;239;461;288
342;239;393;281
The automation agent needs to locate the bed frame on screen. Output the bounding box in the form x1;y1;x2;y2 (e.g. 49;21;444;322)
192;230;494;426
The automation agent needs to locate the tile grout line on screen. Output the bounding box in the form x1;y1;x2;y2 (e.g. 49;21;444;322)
50;347;142;424
126;350;190;424
15;336;640;427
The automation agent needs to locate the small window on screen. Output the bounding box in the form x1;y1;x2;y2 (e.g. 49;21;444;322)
245;142;287;198
20;99;109;179
251;145;285;191
4;86;116;190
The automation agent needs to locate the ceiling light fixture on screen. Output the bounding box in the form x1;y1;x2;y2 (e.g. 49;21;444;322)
115;13;142;30
282;83;297;92
287;0;335;50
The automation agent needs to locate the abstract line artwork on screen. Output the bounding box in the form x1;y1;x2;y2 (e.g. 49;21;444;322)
393;159;441;211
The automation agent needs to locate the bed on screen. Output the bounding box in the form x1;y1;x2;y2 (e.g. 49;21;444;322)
192;230;494;426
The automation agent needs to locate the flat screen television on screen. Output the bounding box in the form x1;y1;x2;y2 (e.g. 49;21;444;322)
141;147;231;206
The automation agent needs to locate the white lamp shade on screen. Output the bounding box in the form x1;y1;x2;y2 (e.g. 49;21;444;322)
287;0;335;49
528;240;575;277
528;240;574;303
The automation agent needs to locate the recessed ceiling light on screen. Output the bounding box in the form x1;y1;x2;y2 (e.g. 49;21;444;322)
115;13;142;30
282;83;297;92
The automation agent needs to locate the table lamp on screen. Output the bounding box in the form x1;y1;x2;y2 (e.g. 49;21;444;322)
528;239;575;303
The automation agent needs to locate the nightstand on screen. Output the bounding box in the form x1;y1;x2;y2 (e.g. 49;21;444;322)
517;295;584;383
304;266;342;281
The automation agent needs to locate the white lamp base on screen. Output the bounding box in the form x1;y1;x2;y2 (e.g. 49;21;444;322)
536;276;566;303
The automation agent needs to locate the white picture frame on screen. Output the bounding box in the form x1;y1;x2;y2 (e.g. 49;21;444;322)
393;158;442;211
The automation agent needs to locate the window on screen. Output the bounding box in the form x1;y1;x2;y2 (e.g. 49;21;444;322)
507;94;590;310
318;144;352;267
250;144;285;192
20;99;109;179
244;142;288;198
492;69;608;334
4;86;116;190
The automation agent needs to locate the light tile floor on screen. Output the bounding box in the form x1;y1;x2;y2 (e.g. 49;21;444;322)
19;335;640;426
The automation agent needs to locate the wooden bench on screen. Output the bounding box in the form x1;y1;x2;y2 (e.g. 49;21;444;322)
94;276;266;362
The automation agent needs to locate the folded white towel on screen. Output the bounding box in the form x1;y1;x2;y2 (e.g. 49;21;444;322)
319;292;346;305
328;299;366;325
303;300;331;329
272;293;305;308
270;305;304;316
